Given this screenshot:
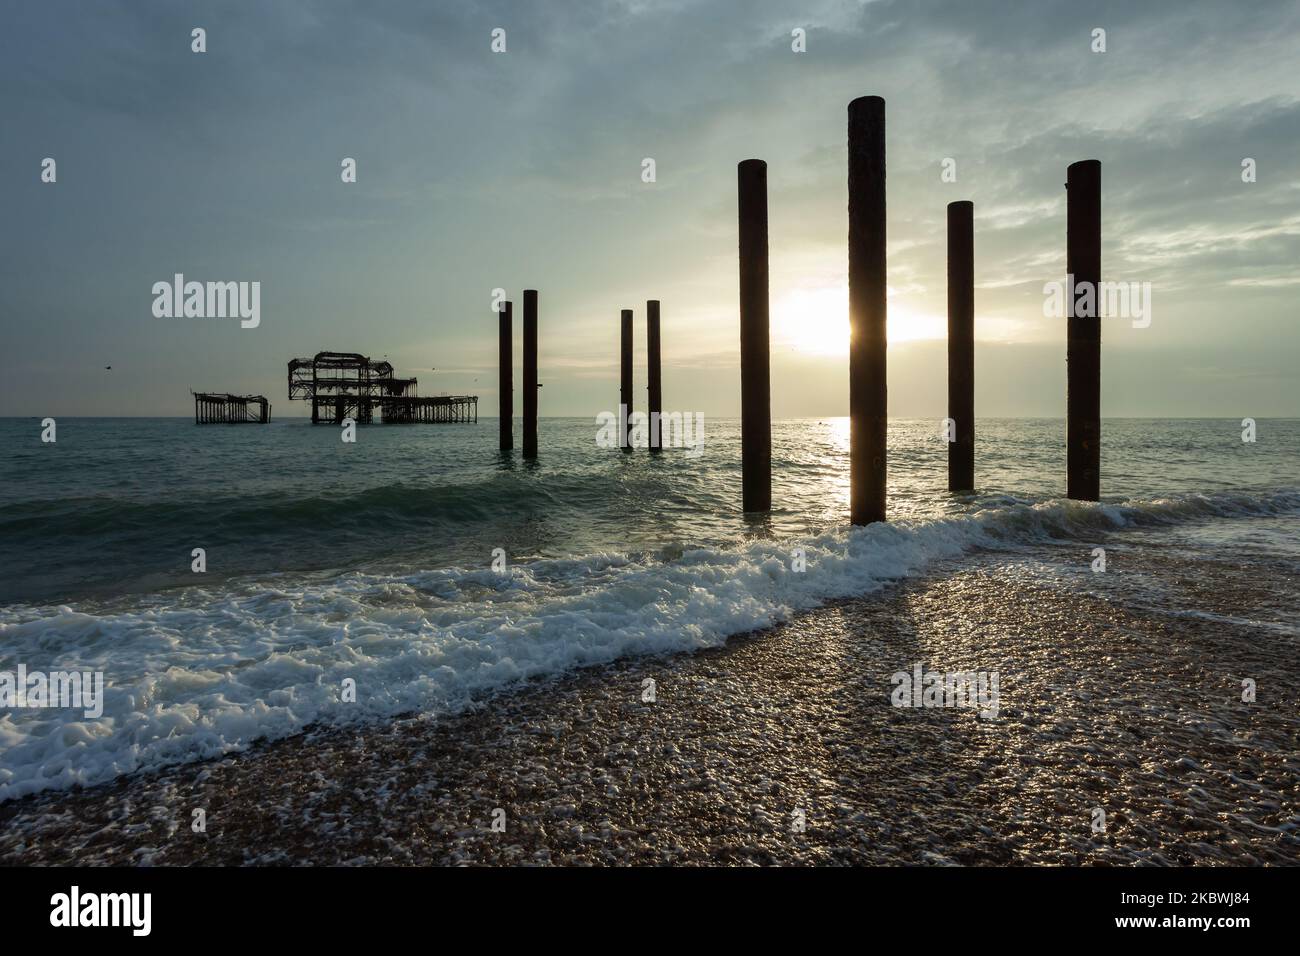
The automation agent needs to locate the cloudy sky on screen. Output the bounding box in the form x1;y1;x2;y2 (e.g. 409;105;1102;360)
2;0;1297;418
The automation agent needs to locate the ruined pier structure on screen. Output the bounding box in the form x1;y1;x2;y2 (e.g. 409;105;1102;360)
194;392;270;424
287;351;477;424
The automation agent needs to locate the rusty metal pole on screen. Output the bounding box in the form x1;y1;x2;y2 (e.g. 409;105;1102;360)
523;290;538;458
947;200;974;492
848;95;887;524
647;300;662;452
499;299;513;450
1067;160;1101;501
738;159;771;512
620;309;634;452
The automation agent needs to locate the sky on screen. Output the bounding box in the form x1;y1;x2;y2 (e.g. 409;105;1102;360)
1;0;1297;418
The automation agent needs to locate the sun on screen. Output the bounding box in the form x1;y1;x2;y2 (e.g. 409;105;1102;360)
771;283;944;355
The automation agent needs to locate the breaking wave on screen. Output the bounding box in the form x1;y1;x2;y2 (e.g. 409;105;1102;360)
0;487;1295;802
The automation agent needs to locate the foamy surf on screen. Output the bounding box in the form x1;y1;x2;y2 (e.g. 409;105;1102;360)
0;488;1295;801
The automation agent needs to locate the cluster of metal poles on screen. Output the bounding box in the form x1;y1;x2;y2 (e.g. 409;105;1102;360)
496;96;1104;522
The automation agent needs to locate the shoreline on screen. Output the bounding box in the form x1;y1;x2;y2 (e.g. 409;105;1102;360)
1;536;1295;866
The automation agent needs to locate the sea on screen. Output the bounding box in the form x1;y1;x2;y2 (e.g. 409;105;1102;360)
1;416;1296;801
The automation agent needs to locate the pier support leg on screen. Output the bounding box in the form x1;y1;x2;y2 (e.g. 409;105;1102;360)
1067;160;1101;501
499;300;513;450
848;96;887;525
738;159;771;512
620;309;634;452
523;290;538;458
647;300;662;452
947;200;975;492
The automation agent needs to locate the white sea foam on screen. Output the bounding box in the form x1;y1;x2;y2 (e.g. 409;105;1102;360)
0;489;1295;801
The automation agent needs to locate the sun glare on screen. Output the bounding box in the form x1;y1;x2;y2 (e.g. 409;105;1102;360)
772;284;944;355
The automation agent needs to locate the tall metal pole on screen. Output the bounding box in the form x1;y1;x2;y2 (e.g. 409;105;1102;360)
647;299;662;452
738;159;771;512
620;308;634;452
1066;160;1101;501
523;290;538;458
947;200;974;492
848;95;887;525
498;299;513;450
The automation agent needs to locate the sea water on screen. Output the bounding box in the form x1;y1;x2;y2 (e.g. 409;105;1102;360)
0;416;1295;800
